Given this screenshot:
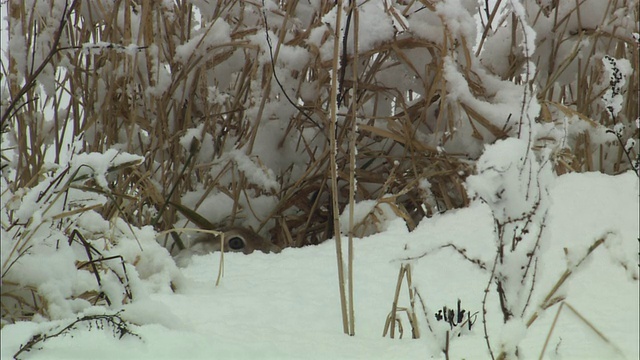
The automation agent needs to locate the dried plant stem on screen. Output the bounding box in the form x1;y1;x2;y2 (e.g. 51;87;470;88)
538;301;625;359
526;235;607;328
329;0;350;335
383;264;420;339
215;232;226;287
475;0;502;57
385;265;406;338
345;0;359;337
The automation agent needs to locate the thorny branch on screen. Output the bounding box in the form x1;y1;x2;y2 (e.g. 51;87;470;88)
13;311;140;360
402;243;488;271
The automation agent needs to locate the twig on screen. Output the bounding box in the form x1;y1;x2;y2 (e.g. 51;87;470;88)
482;251;500;360
260;1;324;131
1;0;78;129
13;311;140;360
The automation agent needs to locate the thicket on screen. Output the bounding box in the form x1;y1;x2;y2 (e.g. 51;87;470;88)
1;1;637;353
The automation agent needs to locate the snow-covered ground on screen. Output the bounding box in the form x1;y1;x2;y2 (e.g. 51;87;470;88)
1;170;637;360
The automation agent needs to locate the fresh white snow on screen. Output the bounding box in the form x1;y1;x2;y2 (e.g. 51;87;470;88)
1;170;637;360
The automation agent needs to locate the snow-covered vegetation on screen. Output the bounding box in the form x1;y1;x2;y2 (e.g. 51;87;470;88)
1;0;638;359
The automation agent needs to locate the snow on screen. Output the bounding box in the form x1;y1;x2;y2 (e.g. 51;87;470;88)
174;21;232;64
225;150;280;192
70;149;144;190
1;171;637;360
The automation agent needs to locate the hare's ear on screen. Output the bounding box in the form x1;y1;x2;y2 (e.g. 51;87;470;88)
189;231;225;254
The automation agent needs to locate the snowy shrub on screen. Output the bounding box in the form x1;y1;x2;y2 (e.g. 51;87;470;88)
0;146;183;323
375;0;637;358
465;137;554;358
1;0;637;340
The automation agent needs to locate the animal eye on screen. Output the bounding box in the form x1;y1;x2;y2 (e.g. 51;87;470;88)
227;236;245;251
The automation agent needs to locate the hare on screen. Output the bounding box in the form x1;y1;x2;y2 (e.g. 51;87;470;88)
174;227;280;267
190;227;281;255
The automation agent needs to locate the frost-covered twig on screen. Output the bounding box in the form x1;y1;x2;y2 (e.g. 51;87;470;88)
606;127;639;178
467;135;554;358
12;311;140;360
401;243;488;271
600;55;638;176
482;251;500;360
260;0;323;131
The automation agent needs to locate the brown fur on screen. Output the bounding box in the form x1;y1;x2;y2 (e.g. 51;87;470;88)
190;227;281;255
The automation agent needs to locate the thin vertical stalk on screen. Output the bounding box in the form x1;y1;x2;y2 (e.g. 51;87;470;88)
329;0;349;335
346;0;358;337
250;0;298;153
